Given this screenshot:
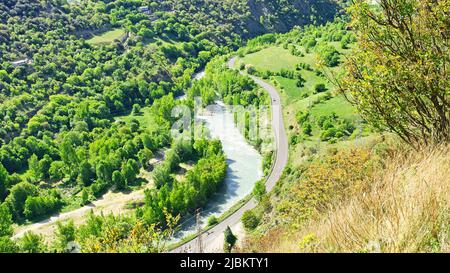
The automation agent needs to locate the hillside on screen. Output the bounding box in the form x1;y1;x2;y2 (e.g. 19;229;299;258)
234;1;449;253
241;137;449;253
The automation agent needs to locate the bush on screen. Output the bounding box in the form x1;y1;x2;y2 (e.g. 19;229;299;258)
23;190;62;220
314;83;327;93
302;122;313;136
241;210;260;231
253;180;266;201
132;104;141;115
207;215;219;226
318;44;340;67
5;182;38;219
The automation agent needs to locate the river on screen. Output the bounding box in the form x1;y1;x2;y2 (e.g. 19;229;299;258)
172;70;263;240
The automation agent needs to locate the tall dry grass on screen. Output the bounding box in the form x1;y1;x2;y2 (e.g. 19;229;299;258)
289;146;448;252
245;144;449;253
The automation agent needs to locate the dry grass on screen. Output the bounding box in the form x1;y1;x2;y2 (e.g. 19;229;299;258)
242;143;449;253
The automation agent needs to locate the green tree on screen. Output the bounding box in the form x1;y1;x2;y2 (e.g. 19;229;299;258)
79;161;94;186
314;83;327;93
132;104;141;115
207;215;218;226
0;204;13;237
122;159;139;186
60;141;78;166
0;197;17;252
223;226;237;253
152;164;172;189
49;161;66;181
241;210;260;231
96;160;112;183
0;164;8;201
113;170;127;191
5;182;38;219
253;180;266;202
28;154;41;180
0;237;18;253
81;188;89;205
54;220;76;252
302;122;313;136
19;232;46;253
341;0;449;147
39;155;52;180
318;44;340;67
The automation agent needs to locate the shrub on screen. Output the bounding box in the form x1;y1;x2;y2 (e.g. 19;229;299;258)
314;83;327;93
242;210;260;231
253;180;266;201
302;122;313;136
23;190;62;220
318;44;340;67
207;215;219;226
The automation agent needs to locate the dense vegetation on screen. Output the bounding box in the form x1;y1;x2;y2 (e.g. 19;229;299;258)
0;0;343;252
239;0;449;253
340;0;449;147
233;17;366;170
2;0;446;254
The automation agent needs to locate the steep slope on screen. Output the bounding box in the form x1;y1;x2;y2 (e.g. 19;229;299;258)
241;140;449;253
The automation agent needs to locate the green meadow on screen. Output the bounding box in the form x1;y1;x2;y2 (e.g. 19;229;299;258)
87;29;126;45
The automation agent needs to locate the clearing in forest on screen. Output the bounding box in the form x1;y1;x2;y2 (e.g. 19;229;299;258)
87;29;126;45
240;46;302;72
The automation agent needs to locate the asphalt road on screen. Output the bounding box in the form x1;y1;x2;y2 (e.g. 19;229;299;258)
172;57;288;253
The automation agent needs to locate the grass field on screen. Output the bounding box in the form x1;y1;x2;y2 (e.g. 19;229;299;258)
115;106;155;128
87;29;126;45
309;95;357;121
239;46;302;72
274;70;328;104
237;37;365;167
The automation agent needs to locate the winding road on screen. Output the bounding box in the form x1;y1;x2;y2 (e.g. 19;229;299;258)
172;57;288;253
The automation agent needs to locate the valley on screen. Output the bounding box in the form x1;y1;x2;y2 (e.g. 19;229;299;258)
0;0;448;254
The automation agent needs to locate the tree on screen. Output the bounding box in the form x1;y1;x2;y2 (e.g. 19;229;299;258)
0;237;18;253
0;163;8;201
19;232;46;253
39;155;52;179
318;44;340;67
81;188;89;205
0;204;13;237
252;180;266;202
28;154;41;180
49;161;65;181
5;182;38;219
96;160;112;183
302;122;313;136
314;83;327;93
341;0;449;147
241;210;260;231
122;159;139;186
113;170;126;191
207;215;218;226
223;226;237;253
132;104;141;115
79;161;94;186
60;141;78;166
152;164;172;189
24;192;62;220
54;220;76;252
